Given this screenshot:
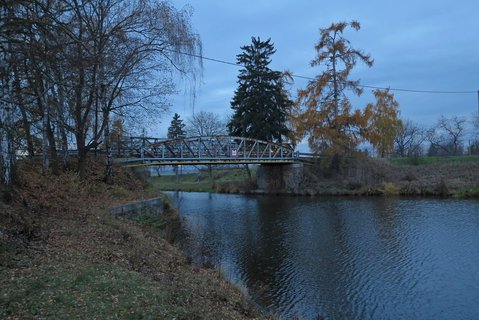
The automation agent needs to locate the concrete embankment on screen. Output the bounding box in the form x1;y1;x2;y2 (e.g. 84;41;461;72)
110;197;165;218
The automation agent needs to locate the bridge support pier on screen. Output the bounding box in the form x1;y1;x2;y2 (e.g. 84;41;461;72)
256;163;303;192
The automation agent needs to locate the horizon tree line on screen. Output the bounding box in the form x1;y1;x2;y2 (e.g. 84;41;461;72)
3;9;479;187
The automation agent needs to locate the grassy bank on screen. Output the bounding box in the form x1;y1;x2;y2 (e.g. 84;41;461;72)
389;155;479;166
0;159;265;319
149;157;479;198
150;167;256;193
299;156;479;197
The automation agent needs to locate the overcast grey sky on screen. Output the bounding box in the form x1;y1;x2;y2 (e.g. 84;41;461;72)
153;0;479;138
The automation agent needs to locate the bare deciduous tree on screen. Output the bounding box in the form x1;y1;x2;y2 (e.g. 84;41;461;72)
472;112;479;134
0;2;21;185
186;110;226;186
427;115;466;156
394;119;427;157
467;112;479;155
2;0;202;184
186;111;226;137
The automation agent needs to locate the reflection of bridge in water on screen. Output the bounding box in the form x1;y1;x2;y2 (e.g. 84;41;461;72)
115;135;306;166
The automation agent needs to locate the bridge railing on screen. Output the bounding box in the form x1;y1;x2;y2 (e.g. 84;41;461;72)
115;136;295;162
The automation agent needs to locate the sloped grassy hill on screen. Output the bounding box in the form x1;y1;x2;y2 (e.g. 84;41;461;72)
0;158;264;319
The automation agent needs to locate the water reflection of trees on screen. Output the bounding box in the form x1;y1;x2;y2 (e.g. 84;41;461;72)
175;193;479;319
231;197;410;318
232;197;357;318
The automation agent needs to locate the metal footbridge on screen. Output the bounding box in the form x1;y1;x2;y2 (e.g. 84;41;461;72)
115;135;302;166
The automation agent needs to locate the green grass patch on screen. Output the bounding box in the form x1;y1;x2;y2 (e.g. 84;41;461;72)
0;262;201;319
131;195;183;243
134;213;169;233
150;168;255;192
454;187;479;199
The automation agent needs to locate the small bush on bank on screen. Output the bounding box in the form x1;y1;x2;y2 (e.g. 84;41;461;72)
454;187;479;199
381;182;400;196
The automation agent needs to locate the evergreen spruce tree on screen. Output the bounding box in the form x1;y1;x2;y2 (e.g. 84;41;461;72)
167;113;186;139
228;37;293;142
166;113;186;185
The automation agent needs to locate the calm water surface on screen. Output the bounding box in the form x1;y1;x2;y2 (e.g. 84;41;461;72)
166;192;479;320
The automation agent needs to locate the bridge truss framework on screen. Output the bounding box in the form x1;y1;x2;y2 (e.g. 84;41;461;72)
116;135;299;166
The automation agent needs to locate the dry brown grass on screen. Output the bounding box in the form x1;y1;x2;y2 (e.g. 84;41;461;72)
302;157;479;197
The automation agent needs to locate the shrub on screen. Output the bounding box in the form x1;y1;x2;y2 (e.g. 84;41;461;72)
381;182;400;196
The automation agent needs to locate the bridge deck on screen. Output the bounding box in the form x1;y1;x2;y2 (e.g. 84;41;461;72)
119;157;299;167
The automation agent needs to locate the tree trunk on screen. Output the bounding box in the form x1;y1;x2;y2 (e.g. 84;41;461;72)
0;101;15;185
46;117;59;174
56;76;69;170
78;149;87;181
104;111;113;184
0;137;11;186
0;76;15;186
332;52;339;118
19;104;34;157
14;69;35;157
0;0;15;186
94;91;100;157
76;131;87;181
59;117;69;170
41;85;50;173
41;117;49;172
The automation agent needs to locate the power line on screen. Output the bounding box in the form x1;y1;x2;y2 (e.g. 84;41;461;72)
290;76;475;94
167;49;239;67
196;54;239;67
171;49;477;95
354;84;475;94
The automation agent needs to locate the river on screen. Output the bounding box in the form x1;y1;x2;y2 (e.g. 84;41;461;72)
165;192;479;320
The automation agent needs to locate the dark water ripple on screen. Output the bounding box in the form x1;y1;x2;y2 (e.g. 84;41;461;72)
167;192;479;320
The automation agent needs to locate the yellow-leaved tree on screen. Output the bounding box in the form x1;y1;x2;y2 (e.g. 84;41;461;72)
293;21;402;160
293;21;374;156
365;89;402;157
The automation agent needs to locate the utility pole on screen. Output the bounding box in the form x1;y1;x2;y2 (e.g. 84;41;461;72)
477;90;479;115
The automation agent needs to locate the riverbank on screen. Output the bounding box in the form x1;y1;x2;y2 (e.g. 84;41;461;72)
152;156;479;198
300;156;479;197
0;159;265;319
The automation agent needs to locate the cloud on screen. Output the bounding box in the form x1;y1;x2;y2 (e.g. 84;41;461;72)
164;0;479;136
